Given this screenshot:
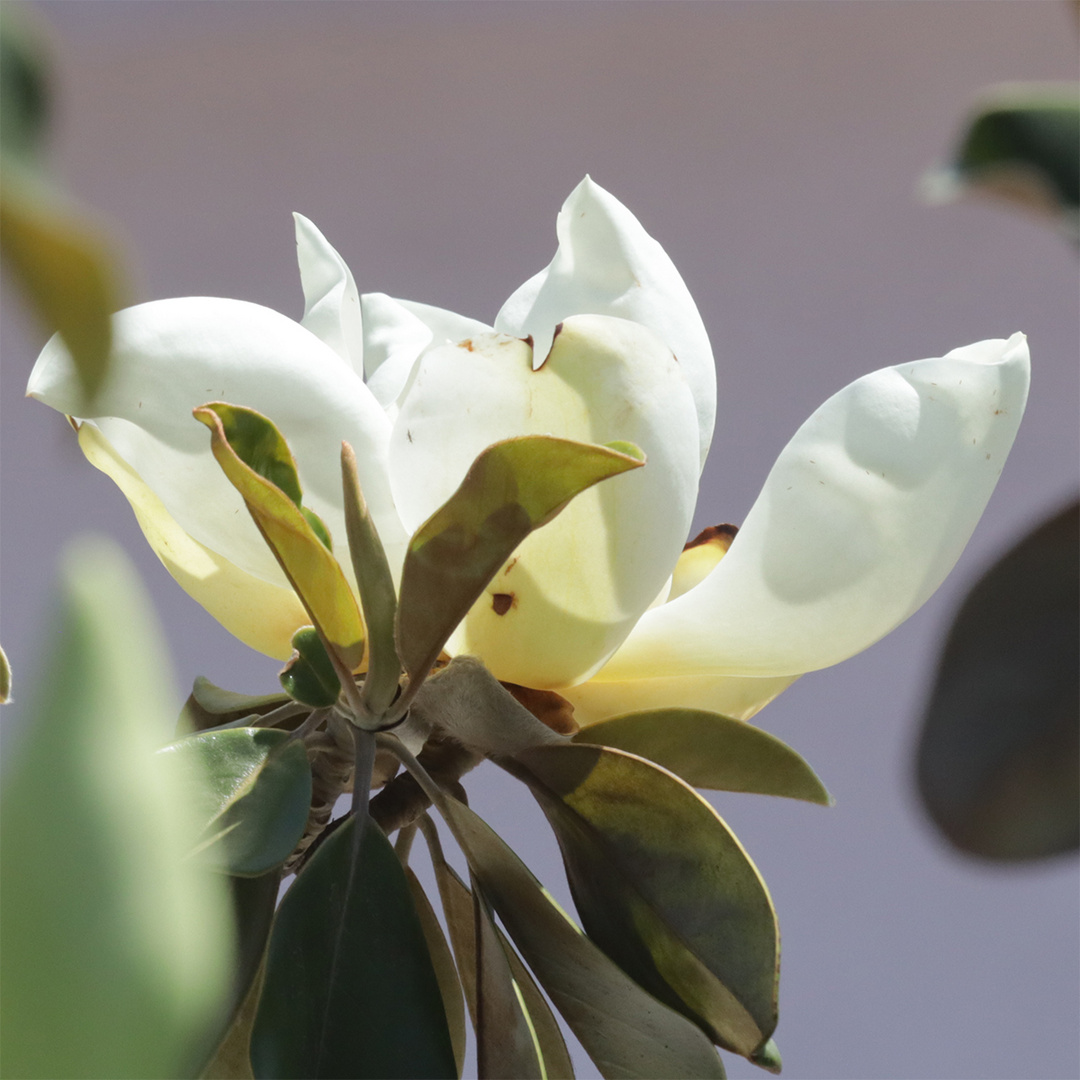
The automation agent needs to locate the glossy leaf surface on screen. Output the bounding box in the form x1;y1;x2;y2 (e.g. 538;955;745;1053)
516;743;778;1058
195;403;365;670
159;728;312;876
396;435;643;683
411;768;726;1079
575;708;831;804
279;626;341;708
918;499;1079;859
0;538;231;1079
251;814;456;1079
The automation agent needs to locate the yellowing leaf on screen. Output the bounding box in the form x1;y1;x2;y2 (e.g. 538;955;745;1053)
194;403;364;671
396;435;643;685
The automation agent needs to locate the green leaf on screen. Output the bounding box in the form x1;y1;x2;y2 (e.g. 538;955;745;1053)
513;743;779;1059
279;626;342;708
0;12;122;402
409;769;726;1079
159;728;312;877
404;867;467;1078
421;827;575;1080
575;709;832;804
251;814;456;1079
928;86;1080;239
0;537;232;1079
201;872;281;1079
395;435;644;685
472;879;545;1079
341;442;402;716
917;499;1079;860
0;641;10;703
181;675;292;733
195;403;364;671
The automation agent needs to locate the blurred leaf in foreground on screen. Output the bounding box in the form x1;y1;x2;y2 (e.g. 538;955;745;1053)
0;537;233;1078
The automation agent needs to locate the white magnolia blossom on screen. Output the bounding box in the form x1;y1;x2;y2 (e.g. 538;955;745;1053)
28;177;1030;725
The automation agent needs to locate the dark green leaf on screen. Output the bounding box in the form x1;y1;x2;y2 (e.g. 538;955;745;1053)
412;772;726;1079
0;11;50;157
0;538;231;1078
201;873;280;1079
181;675;292;733
159;728;312;876
514;743;778;1059
395;435;644;685
575;709;831;804
917;499;1079;859
405;867;467;1078
251;815;456;1079
280;626;341;708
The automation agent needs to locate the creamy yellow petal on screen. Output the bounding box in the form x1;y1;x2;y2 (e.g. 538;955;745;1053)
79;424;307;660
562;671;799;727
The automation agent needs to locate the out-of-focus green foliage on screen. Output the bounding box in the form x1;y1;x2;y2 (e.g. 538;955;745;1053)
0;538;233;1078
0;6;122;399
917;500;1079;860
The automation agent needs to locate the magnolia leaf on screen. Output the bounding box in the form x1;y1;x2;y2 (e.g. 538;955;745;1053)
574;709;831;804
251;814;456;1079
182;675;292;733
396;435;644;684
201;873;280;1079
472;879;545;1079
927;87;1079;239
0;13;122;401
409;770;726;1079
158;728;312;877
513;743;779;1059
195;403;365;671
0;537;231;1079
342;442;402;716
917;499;1079;859
0;641;10;703
405;867;467;1078
279;626;341;708
201;955;264;1080
422;828;575;1080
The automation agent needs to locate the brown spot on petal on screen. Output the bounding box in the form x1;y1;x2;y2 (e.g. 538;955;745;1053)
492;592;515;616
461;339;475;352
504;682;580;736
503;556;519;575
683;523;739;553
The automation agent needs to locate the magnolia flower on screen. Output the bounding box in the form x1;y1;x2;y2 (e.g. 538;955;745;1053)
28;178;1030;727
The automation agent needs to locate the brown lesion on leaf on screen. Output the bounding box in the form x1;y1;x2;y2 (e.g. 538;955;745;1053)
491;592;515;615
683;522;739;553
503;682;580;736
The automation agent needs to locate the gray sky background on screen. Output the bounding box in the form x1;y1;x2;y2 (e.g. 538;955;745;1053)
2;3;1077;1078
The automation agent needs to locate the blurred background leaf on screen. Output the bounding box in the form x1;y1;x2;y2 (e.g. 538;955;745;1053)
0;4;123;401
917;500;1079;860
923;82;1080;242
0;536;233;1078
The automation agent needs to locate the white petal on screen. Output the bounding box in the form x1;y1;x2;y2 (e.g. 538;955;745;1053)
28;297;408;593
495;176;716;470
360;294;494;417
595;334;1031;681
294;213;364;374
389;314;700;688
